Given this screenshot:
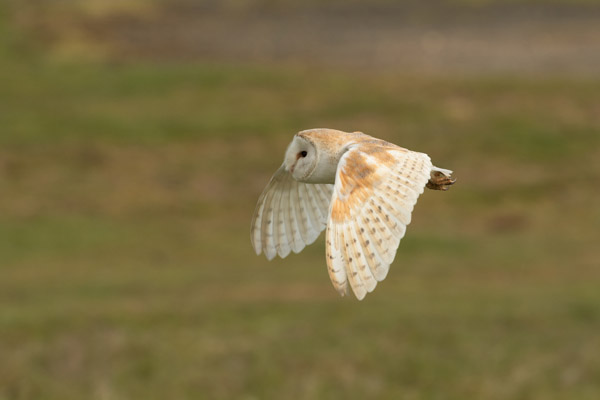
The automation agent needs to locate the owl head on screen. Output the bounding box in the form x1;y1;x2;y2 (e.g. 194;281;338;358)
284;135;318;181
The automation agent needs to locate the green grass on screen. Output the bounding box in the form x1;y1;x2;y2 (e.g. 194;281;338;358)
2;3;600;399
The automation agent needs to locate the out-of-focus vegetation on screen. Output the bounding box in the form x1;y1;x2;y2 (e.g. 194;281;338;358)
1;1;599;399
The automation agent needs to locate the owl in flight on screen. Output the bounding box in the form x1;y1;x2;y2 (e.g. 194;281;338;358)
251;128;455;300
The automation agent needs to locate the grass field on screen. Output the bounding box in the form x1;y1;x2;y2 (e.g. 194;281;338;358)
1;1;600;399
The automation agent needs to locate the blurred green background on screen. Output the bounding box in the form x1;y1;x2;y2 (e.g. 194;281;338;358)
1;0;599;399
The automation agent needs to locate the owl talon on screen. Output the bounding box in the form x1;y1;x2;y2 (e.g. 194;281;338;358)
426;171;456;191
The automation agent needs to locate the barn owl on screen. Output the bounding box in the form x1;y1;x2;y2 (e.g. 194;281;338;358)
251;128;455;300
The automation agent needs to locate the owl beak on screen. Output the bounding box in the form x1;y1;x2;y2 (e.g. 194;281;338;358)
289;153;303;174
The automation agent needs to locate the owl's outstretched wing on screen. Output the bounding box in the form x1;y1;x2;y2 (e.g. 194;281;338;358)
325;143;432;300
251;165;334;260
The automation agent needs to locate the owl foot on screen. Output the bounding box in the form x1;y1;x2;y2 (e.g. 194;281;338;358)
426;170;456;191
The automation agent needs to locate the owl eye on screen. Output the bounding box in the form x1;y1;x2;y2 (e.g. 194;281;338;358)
300;151;308;157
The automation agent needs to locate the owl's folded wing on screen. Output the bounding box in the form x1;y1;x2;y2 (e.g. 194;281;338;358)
251;165;334;260
326;144;432;300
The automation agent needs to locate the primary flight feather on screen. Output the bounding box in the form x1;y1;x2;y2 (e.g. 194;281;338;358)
251;128;455;300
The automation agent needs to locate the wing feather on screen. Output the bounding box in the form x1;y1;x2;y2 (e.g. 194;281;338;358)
298;183;320;236
340;223;367;300
285;180;304;253
276;178;292;258
313;183;331;218
251;165;333;259
325;144;432;299
308;184;333;235
251;187;267;252
261;179;280;260
348;222;377;293
293;183;311;244
357;216;389;281
326;221;349;296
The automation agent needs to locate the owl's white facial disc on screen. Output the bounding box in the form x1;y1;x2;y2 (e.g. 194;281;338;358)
284;136;317;182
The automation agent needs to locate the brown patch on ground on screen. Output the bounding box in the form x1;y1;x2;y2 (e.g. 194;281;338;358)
486;212;529;233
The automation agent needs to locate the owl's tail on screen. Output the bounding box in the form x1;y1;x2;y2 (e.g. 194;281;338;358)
426;166;456;191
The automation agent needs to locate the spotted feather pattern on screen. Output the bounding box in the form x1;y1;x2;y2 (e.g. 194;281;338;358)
325;144;432;299
251;128;454;300
251;165;334;260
